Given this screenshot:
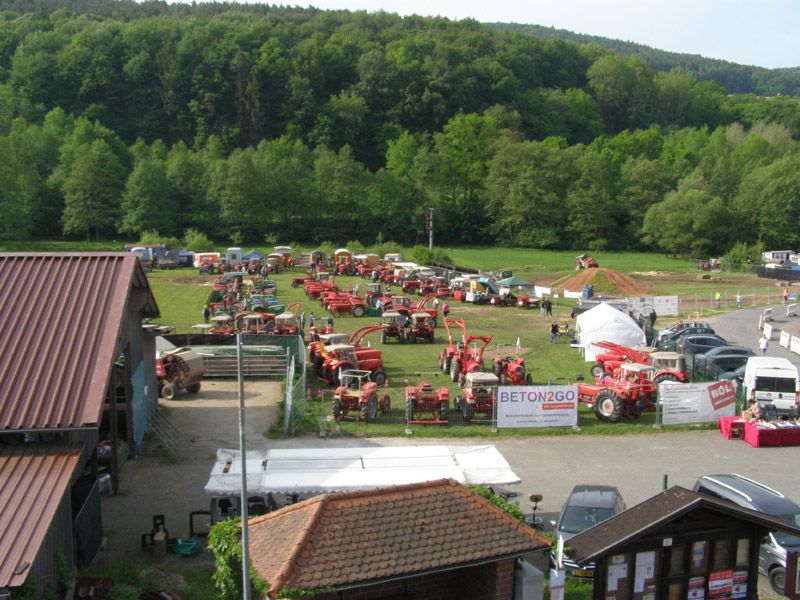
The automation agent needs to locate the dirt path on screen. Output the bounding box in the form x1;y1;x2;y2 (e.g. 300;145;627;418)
555;268;649;296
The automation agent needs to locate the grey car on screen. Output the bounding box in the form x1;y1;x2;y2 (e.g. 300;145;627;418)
549;484;626;578
694;473;800;594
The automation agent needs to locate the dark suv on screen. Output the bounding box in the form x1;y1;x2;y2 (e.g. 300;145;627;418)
693;473;800;594
550;484;626;578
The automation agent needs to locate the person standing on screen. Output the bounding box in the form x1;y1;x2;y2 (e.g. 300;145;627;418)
759;333;769;357
736;291;743;309
203;305;211;324
784;287;790;304
550;321;560;344
376;298;383;317
309;313;315;329
442;302;450;319
715;290;721;309
300;312;306;330
649;309;657;329
544;298;552;317
354;284;359;296
540;298;546;317
433;297;440;310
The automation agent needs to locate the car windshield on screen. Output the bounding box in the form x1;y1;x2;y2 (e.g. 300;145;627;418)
775;513;800;547
558;505;615;534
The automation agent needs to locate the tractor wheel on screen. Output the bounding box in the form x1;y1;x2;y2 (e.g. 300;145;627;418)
589;363;605;378
291;281;299;288
439;401;449;421
444;356;451;374
458;372;466;388
500;374;507;386
332;399;343;421
409;331;418;344
380;330;388;344
438;353;445;371
352;305;366;318
492;362;502;377
361;394;379;423
525;373;533;385
405;400;414;422
429;331;434;343
333;366;347;387
593;390;623;422
265;320;276;333
654;373;680;384
332;310;341;318
462;402;475;423
372;369;387;386
770;567;786;596
370;295;380;308
380;393;391;413
162;383;178;400
431;318;437;329
450;360;459;382
186;383;201;394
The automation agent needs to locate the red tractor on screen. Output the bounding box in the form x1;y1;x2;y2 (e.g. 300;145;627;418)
156;341;205;400
318;325;386;385
575;254;599;270
324;293;367;318
332;370;391;423
577;363;658;422
401;278;421;295
273;303;303;336
492;344;532;385
209;314;235;334
407;312;435;344
307;316;335;343
438;318;463;375
516;296;541;310
448;321;493;385
405;378;449;423
380;311;407;343
590;342;689;384
308;332;351;372
454;372;500;423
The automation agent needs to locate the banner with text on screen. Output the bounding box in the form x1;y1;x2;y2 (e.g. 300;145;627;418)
659;381;737;425
626;296;680;318
497;386;578;428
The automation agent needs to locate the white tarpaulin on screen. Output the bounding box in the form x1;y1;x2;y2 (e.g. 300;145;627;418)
659;380;737;425
204;445;519;496
576;303;646;362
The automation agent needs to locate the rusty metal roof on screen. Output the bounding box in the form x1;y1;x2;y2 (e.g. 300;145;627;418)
0;253;159;430
0;443;83;588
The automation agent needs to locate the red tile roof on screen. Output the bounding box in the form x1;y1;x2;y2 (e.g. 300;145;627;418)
0;253;159;430
0;443;83;588
248;478;551;597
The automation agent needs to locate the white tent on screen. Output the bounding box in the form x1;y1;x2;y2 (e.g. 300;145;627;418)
576;303;646;362
204;445;519;496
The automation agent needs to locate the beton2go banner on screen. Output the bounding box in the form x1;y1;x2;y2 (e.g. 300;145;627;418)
497;386;578;428
659;380;737;425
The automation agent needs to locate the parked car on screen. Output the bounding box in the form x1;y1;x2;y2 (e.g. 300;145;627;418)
656;321;712;343
677;334;728;354
659;326;717;345
699;346;757;359
550;485;626;579
693;474;800;594
698;353;752;374
720;364;746;385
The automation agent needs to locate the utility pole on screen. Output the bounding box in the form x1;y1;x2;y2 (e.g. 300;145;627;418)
237;333;251;600
425;208;434;254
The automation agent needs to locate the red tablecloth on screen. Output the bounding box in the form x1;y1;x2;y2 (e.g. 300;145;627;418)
718;416;746;440
743;422;800;448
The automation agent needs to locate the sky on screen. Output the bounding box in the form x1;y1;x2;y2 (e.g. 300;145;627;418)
268;0;799;69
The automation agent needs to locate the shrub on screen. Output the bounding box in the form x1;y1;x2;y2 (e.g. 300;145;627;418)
182;228;215;253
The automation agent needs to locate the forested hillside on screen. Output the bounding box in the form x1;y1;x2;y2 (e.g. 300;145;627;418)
495;23;800;97
1;0;799;255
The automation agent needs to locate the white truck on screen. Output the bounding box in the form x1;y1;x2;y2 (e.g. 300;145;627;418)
743;357;799;418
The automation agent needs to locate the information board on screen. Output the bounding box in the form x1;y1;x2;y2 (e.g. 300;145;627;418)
497;386;578;428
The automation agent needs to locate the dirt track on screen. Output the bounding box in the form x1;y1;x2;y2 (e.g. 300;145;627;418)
555;268;649;296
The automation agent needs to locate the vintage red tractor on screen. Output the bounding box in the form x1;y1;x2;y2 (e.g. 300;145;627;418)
589;342;688;384
273;303;303;336
209;314;235;334
492;344;532;385
318;325;386;385
401;277;421;295
449;325;493;385
332;370;391;423
404;378;449;423
324;293;367;318
454;372;500;423
407;312;435;344
307;316;335;343
516;296;541;310
577;363;658;422
291;271;314;288
438;317;462;375
380;311;407;343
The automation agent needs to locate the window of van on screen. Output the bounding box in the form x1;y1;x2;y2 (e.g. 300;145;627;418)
755;376;797;393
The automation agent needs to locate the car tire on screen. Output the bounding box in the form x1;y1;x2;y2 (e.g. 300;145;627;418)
770;567;785;595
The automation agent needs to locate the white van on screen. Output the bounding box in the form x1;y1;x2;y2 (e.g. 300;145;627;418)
743;357;799;417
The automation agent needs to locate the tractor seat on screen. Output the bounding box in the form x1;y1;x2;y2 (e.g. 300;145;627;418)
421;384;433;391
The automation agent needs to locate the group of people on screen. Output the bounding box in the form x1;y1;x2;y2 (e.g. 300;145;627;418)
539;297;553;317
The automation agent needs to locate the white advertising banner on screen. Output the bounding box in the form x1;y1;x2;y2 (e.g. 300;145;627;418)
653;296;680;316
660;381;737;425
791;336;800;354
497;386;578;428
534;285;552;298
781;330;791;348
563;290;583;299
626;297;653;317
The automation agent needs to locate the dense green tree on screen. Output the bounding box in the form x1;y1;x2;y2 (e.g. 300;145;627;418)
118;159;175;236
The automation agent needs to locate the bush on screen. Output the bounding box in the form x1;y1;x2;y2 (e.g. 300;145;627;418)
182;228;215;253
373;239;402;259
412;245;431;265
346;240;365;253
137;230;181;249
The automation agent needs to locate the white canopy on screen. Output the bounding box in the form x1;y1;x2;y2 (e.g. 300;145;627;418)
204;445;519;496
576;303;646;362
